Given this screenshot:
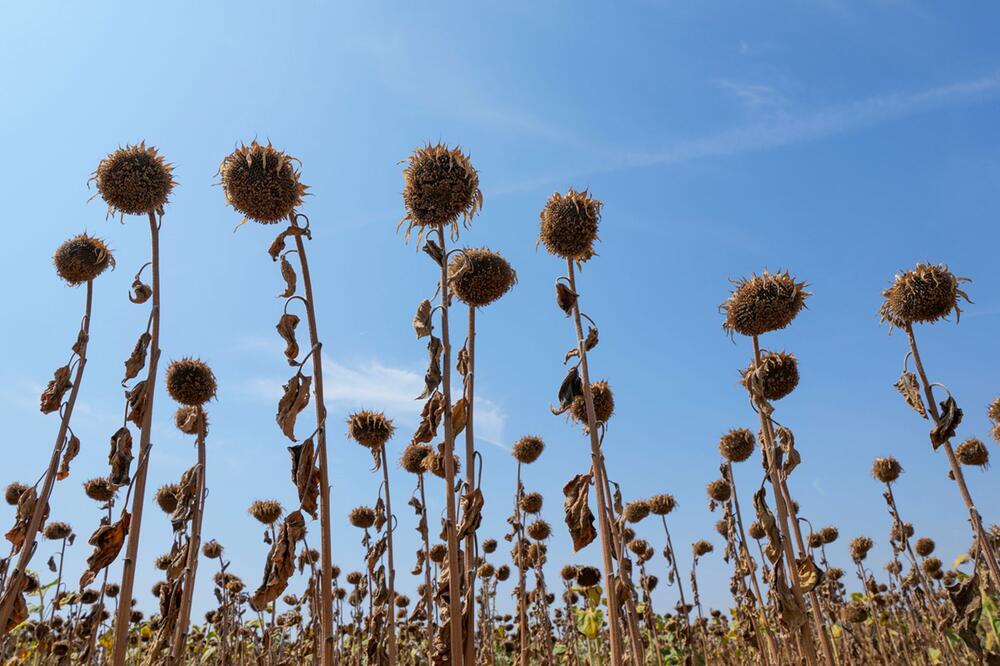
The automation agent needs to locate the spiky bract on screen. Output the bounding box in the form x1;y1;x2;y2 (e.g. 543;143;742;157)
401;143;482;236
248;500;283;525
648;494;677;516
956;438;989;467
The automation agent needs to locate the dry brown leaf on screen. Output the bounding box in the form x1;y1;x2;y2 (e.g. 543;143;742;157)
930;396;963;449
123;332;152;383
80;511;130;588
129;277;152;304
555;282;577;316
288;437;320;519
72;329;89;357
563;473;596;552
278;255;297;298
56;433;80;481
276;372;312;441
251;510;306;611
451;398;468;438
276;313;301;366
552;366;583;415
417;336;442;400
40;365;72;414
268;226;310;261
108;426;134;486
457;488;484;541
412;392;444;445
126;380;148;427
894;370;927;419
413;299;433;339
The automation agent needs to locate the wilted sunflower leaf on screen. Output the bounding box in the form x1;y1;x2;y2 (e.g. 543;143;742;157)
552;366;583;415
79;511;130;588
894;371;927;419
56;434;81;481
40;365;72;414
276;313;301;366
555;282;577;316
753;488;782;564
123;332;152;384
563;474;596;552
412;392;444;445
129;277;152;304
457;488;484;541
564;326;599;363
251;510;306;611
125;380;148;427
278;255;297;298
268;227;310;261
276;373;312;441
108;427;134;486
930;396;962;449
72;329;89;357
422;239;444;267
451;398;468;438
4;488;44;553
417;337;442;400
796;555;823;593
288;438;320;520
413;299;433;339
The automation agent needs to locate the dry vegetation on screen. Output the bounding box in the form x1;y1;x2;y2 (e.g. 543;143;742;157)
1;140;999;665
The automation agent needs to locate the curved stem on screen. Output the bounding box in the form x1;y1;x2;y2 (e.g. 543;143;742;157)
380;446;398;665
112;210;162;666
288;212;336;664
564;259;623;666
0;280;93;635
169;414;208;664
904;323;1000;589
435;225;464;666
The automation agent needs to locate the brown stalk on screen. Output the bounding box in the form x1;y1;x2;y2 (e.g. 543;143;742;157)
751;335;822;666
287;212;336;664
416;473;434;662
380;445;398;666
0;280;93;635
515;463;529;658
435;225;465;666
463;304;477;666
904;323;1000;589
112;210;162;666
564;258;623;665
658;515;693;649
168;409;208;664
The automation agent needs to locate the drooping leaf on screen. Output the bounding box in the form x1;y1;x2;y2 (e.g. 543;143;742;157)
288;437;320;520
40;365;72;414
413;299;433;339
123;332;152;384
456;488;484;541
276;373;312;441
251;510;307;611
894;371;927;419
128;277;152;304
56;433;80;481
108;427;134;486
556;282;577;316
417;336;442;400
125;380;148;427
79;511;130;588
276;313;301;366
563;473;596;552
552;366;583;415
930;397;963;449
267;226;310;261
278;255;297;298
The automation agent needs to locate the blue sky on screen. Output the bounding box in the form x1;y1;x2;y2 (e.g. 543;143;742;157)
2;1;999;619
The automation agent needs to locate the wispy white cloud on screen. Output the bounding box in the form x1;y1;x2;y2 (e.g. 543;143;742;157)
494;72;1000;193
715;79;787;111
234;357;508;449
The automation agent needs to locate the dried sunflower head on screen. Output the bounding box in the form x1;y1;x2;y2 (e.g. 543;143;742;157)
538;188;602;261
5;482;28;506
570;381;615;430
706;479;732;503
346;410;395;449
43;522;73;541
496;564;511;582
512;435;545;465
880;263;970;328
348;506;376;530
422;447;461;479
400;143;482;237
54;234;114;285
890;521;914;543
477;563;495;579
623;499;651;523
915;537;935;557
819;526;839;545
165;358;217;407
921;557;942;575
219;141;306;224
448;248;517;308
527;519;552;541
400;444;432;475
202;540;224;559
988;397;1000;425
155;484;179;514
956;438;989;467
174;405;204;435
748;521;765;540
482;538;497;554
519;492;543;515
248;499;283;525
575;566;601;588
742;351;799;401
648;493;677;516
721;270;810;337
843;601;868;624
719;429;756;463
83;478;116;503
428;543;448;564
871;457;903;484
849;536;874;563
92;143;175;216
692;540;714;557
